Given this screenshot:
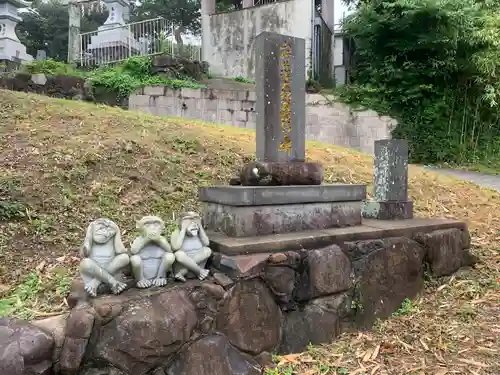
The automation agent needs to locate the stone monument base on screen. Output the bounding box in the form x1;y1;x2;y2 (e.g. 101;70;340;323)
200;184;366;237
85;26;141;65
4;223;476;375
362;200;414;220
0;39;33;63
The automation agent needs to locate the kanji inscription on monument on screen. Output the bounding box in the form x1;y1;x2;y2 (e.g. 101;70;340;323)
255;32;306;162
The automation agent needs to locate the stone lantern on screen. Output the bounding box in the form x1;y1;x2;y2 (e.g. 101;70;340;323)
0;0;33;64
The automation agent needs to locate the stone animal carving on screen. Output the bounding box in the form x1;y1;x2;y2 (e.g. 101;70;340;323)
79;218;130;297
130;216;175;288
170;212;212;282
235;161;324;186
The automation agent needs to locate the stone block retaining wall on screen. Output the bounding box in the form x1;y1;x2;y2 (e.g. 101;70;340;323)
129;87;396;155
0;227;475;375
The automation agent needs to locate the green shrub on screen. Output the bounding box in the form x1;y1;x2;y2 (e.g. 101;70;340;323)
86;56;205;100
21;59;84;77
233;76;254;84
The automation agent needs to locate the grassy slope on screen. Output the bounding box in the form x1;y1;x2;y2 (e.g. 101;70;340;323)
0;89;498;373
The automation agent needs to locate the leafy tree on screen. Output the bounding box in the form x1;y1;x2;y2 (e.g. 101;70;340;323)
338;0;500;166
132;0;201;53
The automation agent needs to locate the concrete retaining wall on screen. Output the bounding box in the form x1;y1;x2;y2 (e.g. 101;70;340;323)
129;86;396;155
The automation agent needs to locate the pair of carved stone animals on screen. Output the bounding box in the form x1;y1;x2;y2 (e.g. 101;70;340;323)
79;212;212;297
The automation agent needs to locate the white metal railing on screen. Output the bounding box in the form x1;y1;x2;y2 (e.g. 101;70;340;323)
78;17;201;67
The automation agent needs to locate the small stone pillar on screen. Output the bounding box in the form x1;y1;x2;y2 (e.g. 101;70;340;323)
242;0;253;8
362;139;413;220
67;0;81;64
201;0;215;62
0;0;33;63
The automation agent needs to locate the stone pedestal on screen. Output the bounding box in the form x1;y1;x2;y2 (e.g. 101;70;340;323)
86;0;139;63
362;139;413;220
0;0;33;63
200;184;366;238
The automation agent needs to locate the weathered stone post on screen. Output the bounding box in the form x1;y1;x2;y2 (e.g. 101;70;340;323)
67;0;81;64
362;139;413;220
255;31;306;162
200;0;215;62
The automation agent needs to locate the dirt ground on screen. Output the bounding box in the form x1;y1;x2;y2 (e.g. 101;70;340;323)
0;89;498;374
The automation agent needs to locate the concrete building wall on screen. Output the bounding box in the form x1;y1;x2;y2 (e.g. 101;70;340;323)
206;0;313;79
129;86;395;155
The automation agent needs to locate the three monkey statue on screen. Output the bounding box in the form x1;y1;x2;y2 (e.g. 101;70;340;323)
79;212;212;297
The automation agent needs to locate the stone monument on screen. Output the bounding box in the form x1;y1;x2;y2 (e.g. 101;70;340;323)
362;139;413;219
79;218;130;297
130;216;175;288
35;50;47;60
86;0;139;64
199;31;367;252
255;32;305;163
0;0;33;64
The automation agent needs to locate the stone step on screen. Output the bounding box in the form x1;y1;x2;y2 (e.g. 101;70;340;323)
207;218;469;255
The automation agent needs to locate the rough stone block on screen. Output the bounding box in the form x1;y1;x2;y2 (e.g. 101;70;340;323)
234;110;248;122
237;90;249;101
129;94;151;107
181;87;201;98
165;87;179;97
64;306;95;339
182;98;200;111
167;335;261;375
199;184;366;206
143;85;165;96
31;73;47;85
218;99;233;111
92;289;198;375
296;244;353;301
202;201;362;237
241;100;255;111
212;253;271;278
349;237;425;327
217;279;281;355
362;200;413;220
279;293;350;354
218;110;232;124
60;337;88;373
204;109;218;123
213;89;239;101
248;112;257;124
204;99;218;111
0;318;54;375
414;228;473;277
